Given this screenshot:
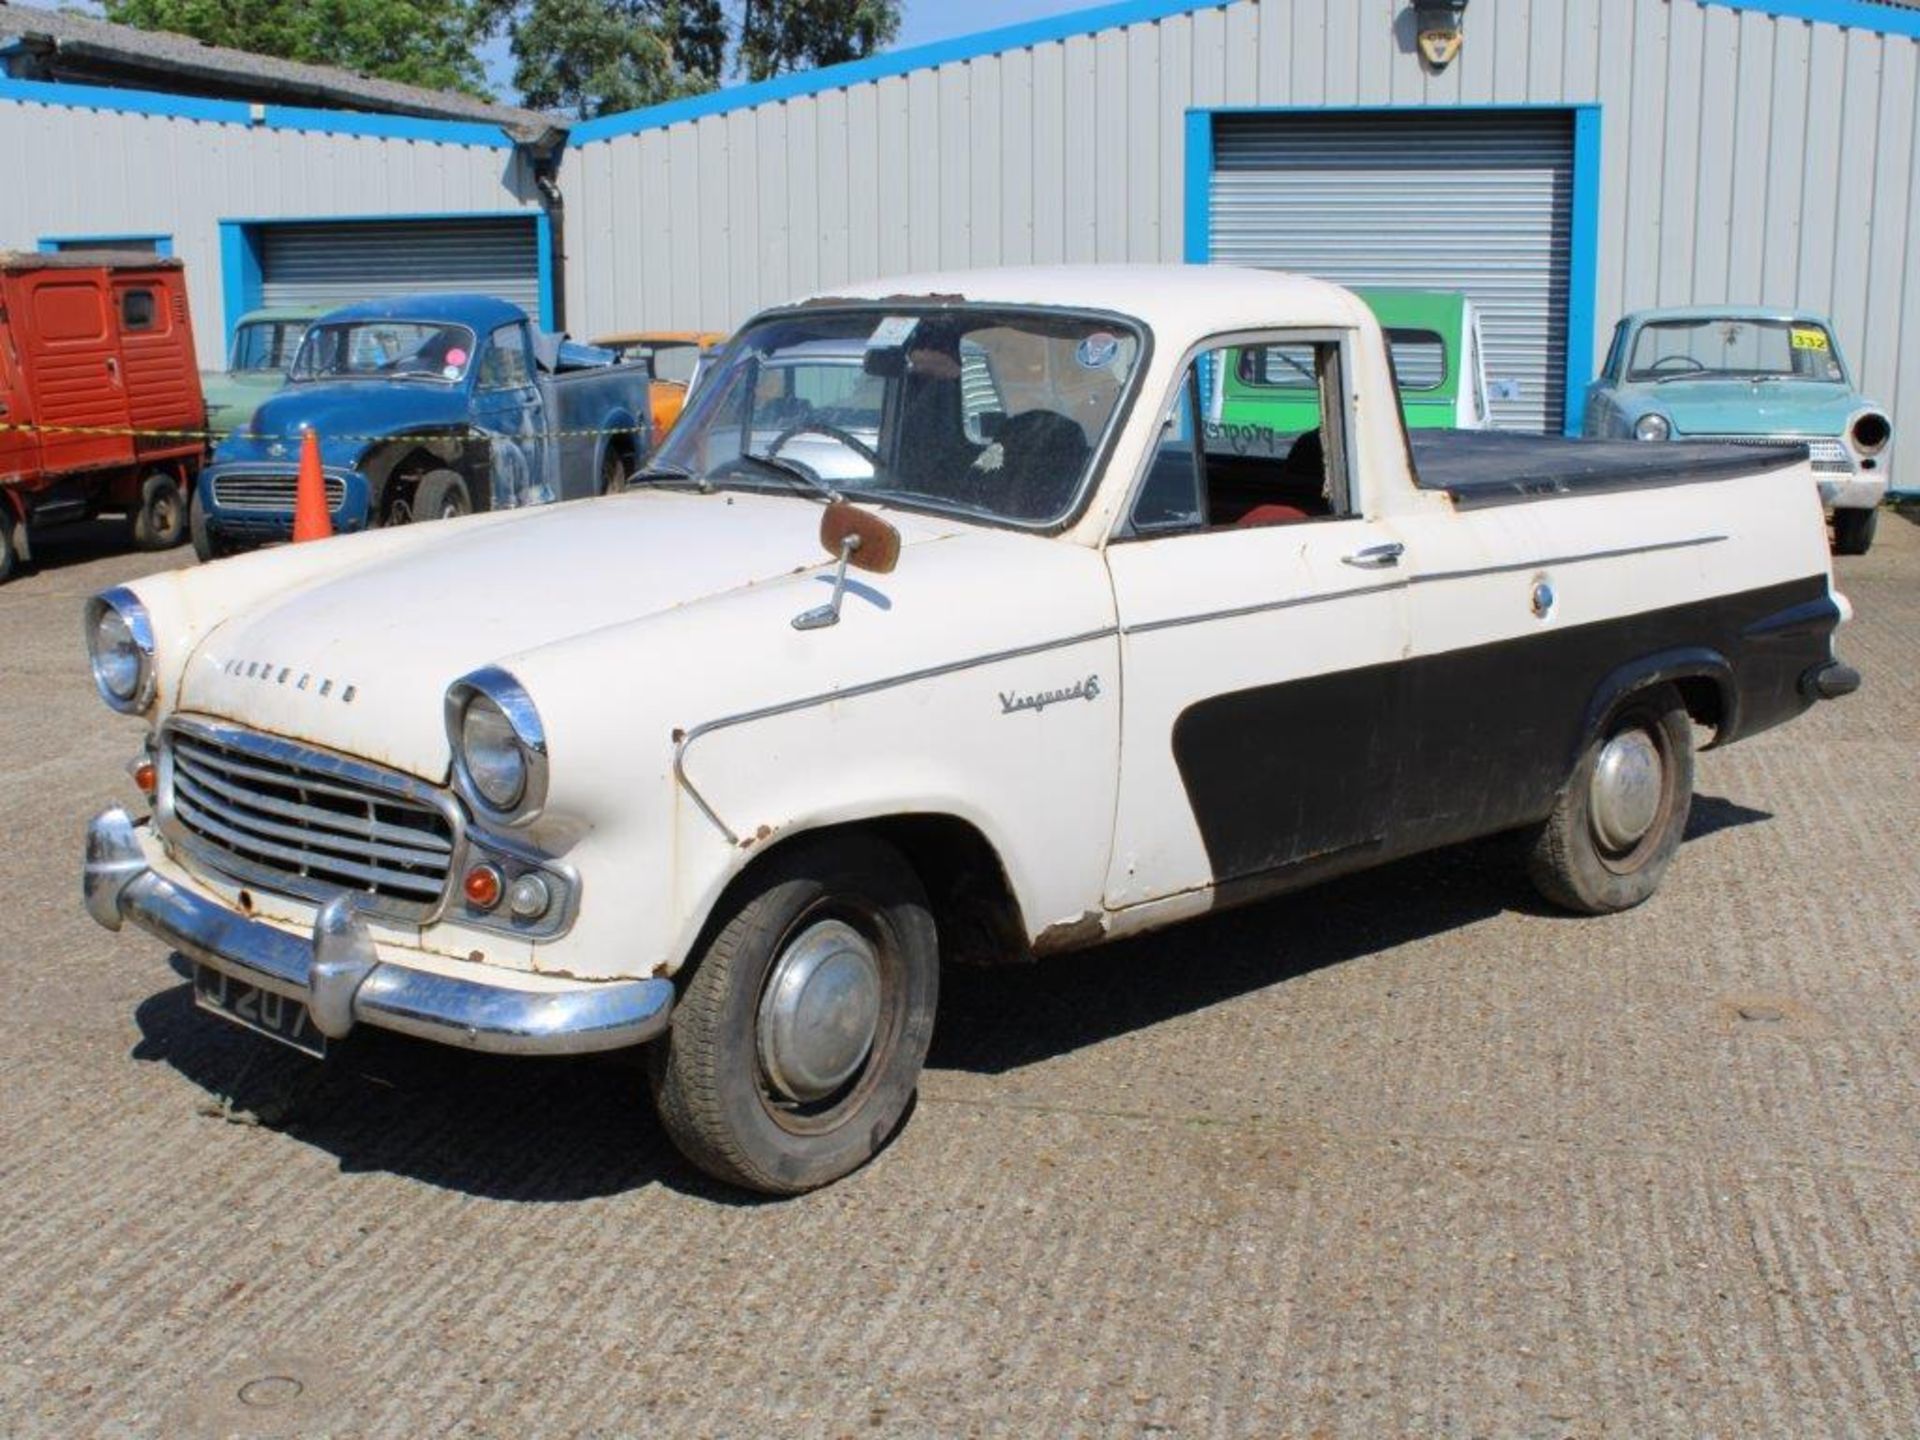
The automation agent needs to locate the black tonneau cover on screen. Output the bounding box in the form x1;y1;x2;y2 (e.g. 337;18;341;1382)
1409;429;1807;510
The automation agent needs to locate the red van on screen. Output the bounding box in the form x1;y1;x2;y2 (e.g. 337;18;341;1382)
0;251;206;582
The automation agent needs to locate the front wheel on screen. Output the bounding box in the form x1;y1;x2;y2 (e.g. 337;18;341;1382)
1832;506;1878;556
1527;683;1695;914
600;447;629;495
131;471;187;550
188;488;234;562
409;469;472;523
649;834;939;1194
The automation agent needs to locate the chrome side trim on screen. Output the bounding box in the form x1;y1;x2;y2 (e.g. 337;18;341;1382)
83;809;671;1056
672;626;1120;842
1120;535;1729;637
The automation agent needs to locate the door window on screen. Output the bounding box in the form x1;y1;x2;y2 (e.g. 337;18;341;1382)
478;324;532;390
1129;334;1355;534
119;289;156;332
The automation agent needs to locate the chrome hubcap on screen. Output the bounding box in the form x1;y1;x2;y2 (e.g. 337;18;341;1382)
757;919;882;1103
1590;728;1664;851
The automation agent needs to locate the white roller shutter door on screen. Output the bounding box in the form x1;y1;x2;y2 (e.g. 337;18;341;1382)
258;218;541;318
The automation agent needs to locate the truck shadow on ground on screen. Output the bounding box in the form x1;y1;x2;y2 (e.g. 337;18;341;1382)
18;518;174;577
127;794;1768;1204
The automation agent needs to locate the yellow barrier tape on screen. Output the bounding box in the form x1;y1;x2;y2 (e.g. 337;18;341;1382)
0;420;644;445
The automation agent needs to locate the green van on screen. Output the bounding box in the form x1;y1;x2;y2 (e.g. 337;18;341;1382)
1211;288;1491;451
199;305;328;434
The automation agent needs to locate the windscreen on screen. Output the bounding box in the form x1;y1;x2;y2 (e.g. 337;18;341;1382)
291;322;476;383
1628;319;1846;383
653;307;1144;527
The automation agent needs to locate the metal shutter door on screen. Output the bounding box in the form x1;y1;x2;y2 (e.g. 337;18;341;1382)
258;219;540;317
1210;112;1573;433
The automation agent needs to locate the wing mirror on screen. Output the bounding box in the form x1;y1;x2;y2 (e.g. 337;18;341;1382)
794;502;899;631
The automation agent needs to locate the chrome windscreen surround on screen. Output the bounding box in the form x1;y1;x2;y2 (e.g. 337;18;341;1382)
155;717;464;924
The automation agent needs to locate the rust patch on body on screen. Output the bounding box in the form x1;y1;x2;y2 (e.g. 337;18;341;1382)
1032;909;1108;955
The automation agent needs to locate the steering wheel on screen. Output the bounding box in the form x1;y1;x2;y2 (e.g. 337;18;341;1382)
767;422;883;470
1646;355;1707;374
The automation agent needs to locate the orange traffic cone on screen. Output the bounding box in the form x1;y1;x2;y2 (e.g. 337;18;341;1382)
291;429;333;543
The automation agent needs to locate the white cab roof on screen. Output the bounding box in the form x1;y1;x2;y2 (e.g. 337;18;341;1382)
794;265;1372;344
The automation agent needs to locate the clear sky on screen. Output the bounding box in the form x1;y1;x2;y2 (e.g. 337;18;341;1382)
485;0;1098;104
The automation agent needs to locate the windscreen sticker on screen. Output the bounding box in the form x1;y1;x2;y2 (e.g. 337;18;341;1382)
1790;327;1830;352
1076;331;1121;369
866;315;919;350
446;347;469;366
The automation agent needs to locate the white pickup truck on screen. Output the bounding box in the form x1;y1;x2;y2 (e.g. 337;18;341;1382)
82;267;1858;1194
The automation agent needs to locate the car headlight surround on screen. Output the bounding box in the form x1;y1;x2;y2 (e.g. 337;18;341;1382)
445;666;548;825
83;587;156;714
1633;413;1671;442
1847;408;1891;457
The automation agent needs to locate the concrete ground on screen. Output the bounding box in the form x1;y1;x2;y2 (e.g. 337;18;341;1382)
1;511;1914;1439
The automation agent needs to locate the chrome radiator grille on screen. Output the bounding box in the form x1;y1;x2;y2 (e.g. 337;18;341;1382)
210;473;346;512
1688;434;1854;474
162;721;457;920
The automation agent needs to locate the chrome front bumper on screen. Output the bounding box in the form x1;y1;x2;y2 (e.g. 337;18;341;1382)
1818;474;1888;511
83;808;673;1056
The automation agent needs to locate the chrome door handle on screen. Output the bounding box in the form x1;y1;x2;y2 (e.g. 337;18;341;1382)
1341;541;1404;569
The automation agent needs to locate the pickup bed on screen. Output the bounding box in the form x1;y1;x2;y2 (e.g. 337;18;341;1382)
194;293;649;557
82;265;1855;1195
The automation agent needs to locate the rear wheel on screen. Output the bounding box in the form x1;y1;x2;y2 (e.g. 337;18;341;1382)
649;833;939;1194
1832;506;1878;556
409;469;472;523
131;471;187;550
1527;683;1695;914
600;447;630;495
0;507;18;584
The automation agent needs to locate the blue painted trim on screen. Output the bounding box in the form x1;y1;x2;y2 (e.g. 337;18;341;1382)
571;0;1238;142
534;210;556;331
37;233;174;256
1182;103;1605;437
1564;105;1604;438
219;210;546;228
1697;0;1920;39
218;221;264;356
1182;111;1212;265
0;75;514;146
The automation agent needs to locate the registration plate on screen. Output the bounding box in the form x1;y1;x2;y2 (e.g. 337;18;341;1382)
193;965;327;1058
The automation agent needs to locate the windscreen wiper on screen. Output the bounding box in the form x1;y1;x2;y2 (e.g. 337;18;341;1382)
733;451;843;505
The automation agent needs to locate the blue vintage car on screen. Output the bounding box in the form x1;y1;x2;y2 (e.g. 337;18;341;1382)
193;294;651;559
1583;307;1891;554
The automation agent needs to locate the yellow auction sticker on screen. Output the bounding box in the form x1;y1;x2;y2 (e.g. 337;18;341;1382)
1790;327;1830;351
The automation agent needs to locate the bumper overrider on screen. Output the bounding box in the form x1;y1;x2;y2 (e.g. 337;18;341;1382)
83;807;674;1055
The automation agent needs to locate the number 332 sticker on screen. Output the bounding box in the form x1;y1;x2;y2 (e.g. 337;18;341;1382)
1790;327;1830;352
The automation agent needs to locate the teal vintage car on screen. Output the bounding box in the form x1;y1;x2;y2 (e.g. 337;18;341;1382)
1583;307;1891;554
1212;288;1491;452
199;305;328;435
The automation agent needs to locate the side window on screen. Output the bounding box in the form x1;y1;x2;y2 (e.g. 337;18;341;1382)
1129;334;1355;534
120;288;156;332
478;324;531;390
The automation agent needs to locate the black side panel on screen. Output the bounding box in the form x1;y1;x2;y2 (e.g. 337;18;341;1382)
1409;429;1806;510
1171;661;1401;883
1172;574;1835;887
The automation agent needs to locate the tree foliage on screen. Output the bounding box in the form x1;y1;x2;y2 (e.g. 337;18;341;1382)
100;0;497;98
503;0;900;117
102;0;905;119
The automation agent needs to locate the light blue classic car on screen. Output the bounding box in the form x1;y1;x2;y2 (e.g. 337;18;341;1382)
1583;307;1891;554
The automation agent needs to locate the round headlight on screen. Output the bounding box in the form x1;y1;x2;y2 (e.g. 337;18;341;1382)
460;695;527;810
1633;413;1671;442
84;588;155;714
445;667;548;824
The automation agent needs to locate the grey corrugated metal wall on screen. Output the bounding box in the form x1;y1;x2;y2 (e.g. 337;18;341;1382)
0;96;542;360
561;0;1920;455
1209;110;1572;431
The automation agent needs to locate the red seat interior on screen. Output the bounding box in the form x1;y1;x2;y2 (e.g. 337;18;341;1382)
1236;502;1311;528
